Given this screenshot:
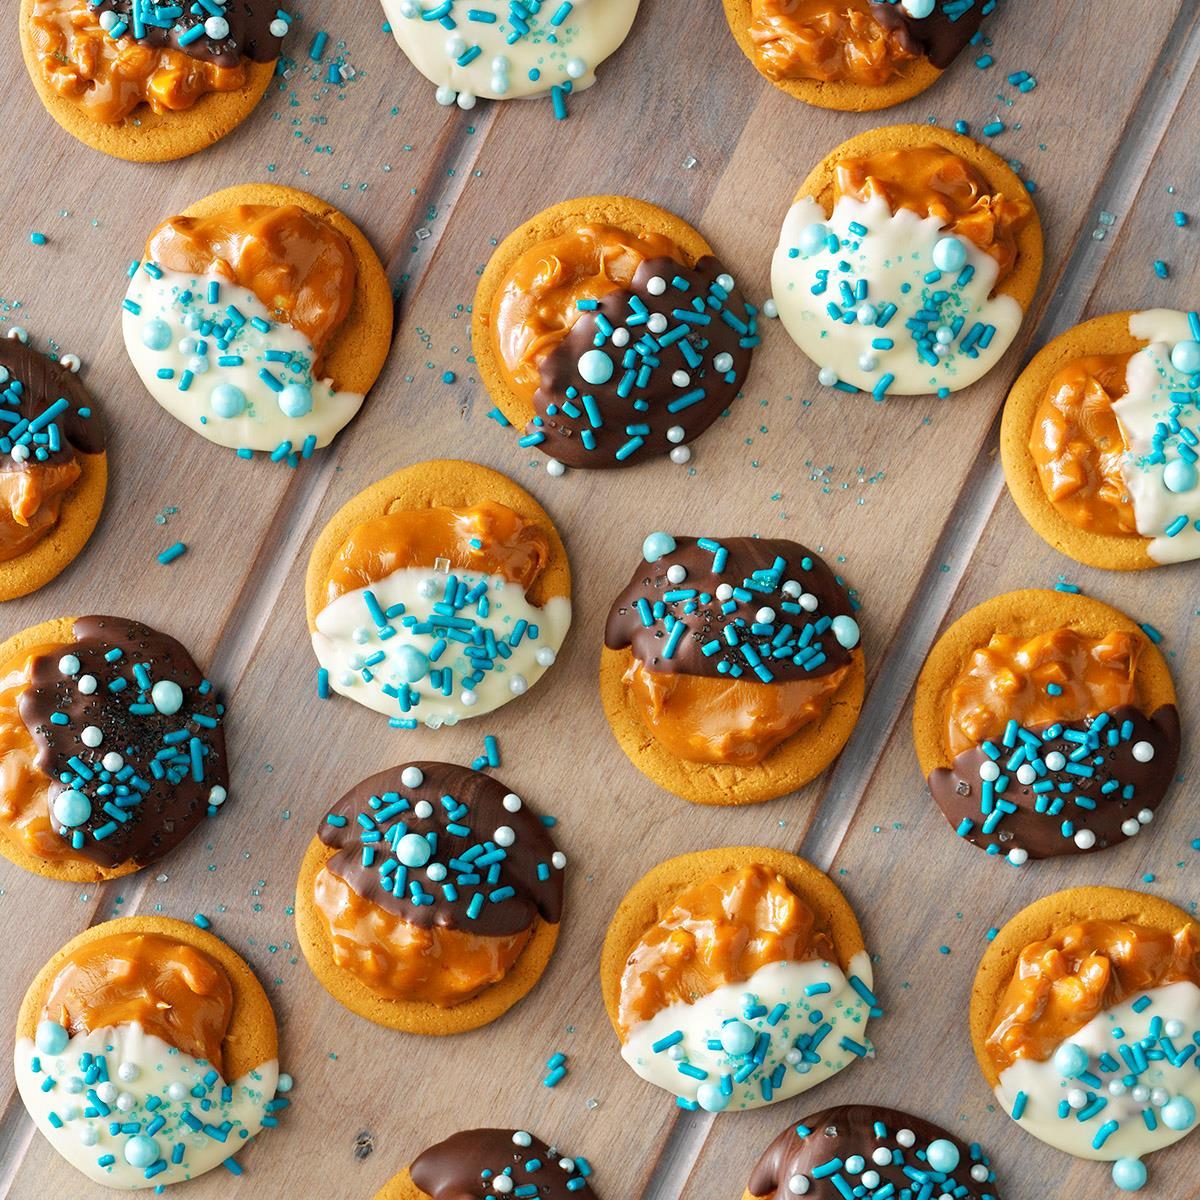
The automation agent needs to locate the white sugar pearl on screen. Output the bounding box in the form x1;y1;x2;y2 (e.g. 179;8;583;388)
96;1082;118;1104
970;1166;989;1183
60;353;81;373
763;298;779;318
446;35;466;56
116;1091;136;1112
756;608;775;624
672;370;691;387
168;1083;187;1101
269;17;289;36
427;863;447;882
78;675;97;695
1016;764;1037;785
205;16;230;38
546;458;566;477
872;1148;892;1166
494;826;516;847
102;752;124;773
400;766;425;789
10;444;29;463
558;1158;575;1172
509;674;528;695
1045;751;1067;771
493;1178;513;1195
799;592;819;612
1121;818;1140;837
1151;1088;1170;1107
713;352;734;373
512;1132;532;1147
716;274;735;291
352;626;371;644
552;851;567;870
58;654;81;676
1138;808;1154;824
461;689;478;707
782;580;801;598
418;577;438;598
646;277;667;296
818;367;838;387
435;85;457;106
858;353;878;372
457;91;477;110
716;584;734;601
1067;1088;1088;1109
896;1129;915;1148
535;647;556;667
208;786;227;807
844;1156;865;1174
670;446;691;464
1108;1080;1127;1096
81;726;103;749
1132;740;1155;762
1165;1019;1185;1038
784;1049;802;1065
565;57;587;78
1133;1085;1151;1103
1074;829;1096;849
979;760;1000;782
648;313;669;334
665;427;685;446
861;1173;880;1189
786;1176;810;1195
1007;848;1029;866
610;328;630;347
79;1125;98;1147
414;800;434;819
502;793;522;813
666;565;687;584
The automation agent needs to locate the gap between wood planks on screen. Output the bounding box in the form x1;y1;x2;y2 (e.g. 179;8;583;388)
642;5;1200;1197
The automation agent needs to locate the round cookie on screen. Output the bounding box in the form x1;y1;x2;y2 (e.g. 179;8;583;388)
19;0;283;162
1001;311;1200;570
722;0;970;112
601;846;876;1111
0;615;230;884
772;124;1043;397
743;1104;1001;1198
600;533;865;805
295;762;565;1035
123;183;393;460
474;195;757;470
0;338;106;601
15;915;283;1188
306;459;571;726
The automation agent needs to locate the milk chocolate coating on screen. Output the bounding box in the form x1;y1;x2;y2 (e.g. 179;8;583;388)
748;1105;999;1199
0;340;104;472
92;2;283;67
871;1;987;70
411;1129;595;1200
605;536;855;682
317;762;563;939
929;704;1180;860
18;616;227;870
531;255;756;468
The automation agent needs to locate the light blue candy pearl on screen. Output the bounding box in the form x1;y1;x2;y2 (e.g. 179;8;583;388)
1112;1158;1147;1191
123;1135;160;1169
642;531;677;563
924;1139;960;1173
831;615;860;650
392;645;429;684
1169;339;1200;375
720;1020;756;1056
797;222;829;257
397;832;433;868
35;1019;69;1055
1052;1041;1089;1078
695;1083;730;1113
151;680;184;716
1160;1096;1196;1131
211;384;246;419
141;319;172;351
1163;458;1198;494
577;349;614;386
278;384;313;419
52;788;92;829
932;236;968;273
902;0;936;18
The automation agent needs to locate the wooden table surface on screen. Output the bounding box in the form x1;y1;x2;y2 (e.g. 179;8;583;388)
1;2;1198;1197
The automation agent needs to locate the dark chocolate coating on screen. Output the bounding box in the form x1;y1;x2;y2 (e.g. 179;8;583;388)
871;0;987;70
18;616;227;870
748;1105;999;1199
605;536;856;682
317;762;563;939
91;2;284;67
410;1129;595;1199
0;340;104;471
530;255;756;468
929;704;1181;860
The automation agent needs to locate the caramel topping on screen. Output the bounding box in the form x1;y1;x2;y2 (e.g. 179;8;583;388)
491;224;687;404
623;656;850;766
0;460;82;563
1029;354;1137;536
986;919;1200;1071
146;205;356;363
749;0;918;86
0;642;80;863
617;864;833;1035
314;864;531;1006
835;146;1031;287
31;0;248;124
945;628;1139;758
322;500;551;607
41;931;234;1072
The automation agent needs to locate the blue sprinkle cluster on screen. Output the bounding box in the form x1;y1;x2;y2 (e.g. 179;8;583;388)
87;1;292;50
0;364;89;461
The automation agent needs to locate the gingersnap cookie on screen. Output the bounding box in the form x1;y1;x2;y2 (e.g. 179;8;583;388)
1001;310;1200;570
724;1;988;112
296;761;565;1035
0;336;106;601
0;615;231;885
20;0;289;162
474;195;758;472
601;847;878;1112
14;915;289;1188
306;459;571;727
600;531;864;805
381;0;639;111
771;124;1042;397
971;887;1199;1189
744;1104;1001;1199
122;183;393;464
914;589;1179;866
375;1129;597;1199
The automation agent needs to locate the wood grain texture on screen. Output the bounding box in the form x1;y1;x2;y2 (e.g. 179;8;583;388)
1;3;1198;1199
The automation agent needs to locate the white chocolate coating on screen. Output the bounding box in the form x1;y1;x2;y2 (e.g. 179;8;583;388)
312;565;571;725
123;266;364;455
995;981;1200;1161
15;1023;279;1189
381;0;640;105
771;193;1024;395
620;952;875;1111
